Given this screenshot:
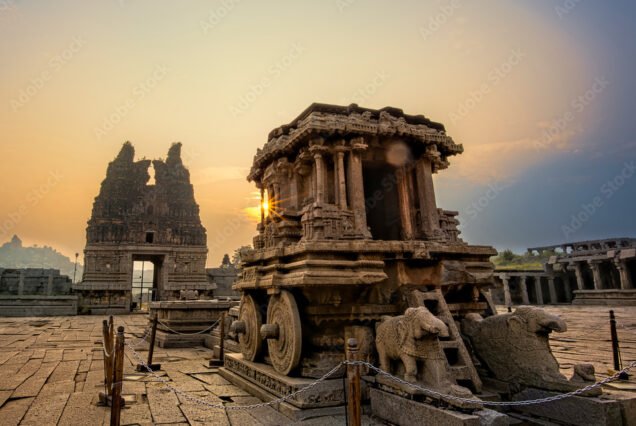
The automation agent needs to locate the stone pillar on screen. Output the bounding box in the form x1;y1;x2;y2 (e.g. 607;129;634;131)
18;270;25;296
533;277;543;305
396;167;414;240
589;260;603;290
501;275;511;308
415;157;439;238
572;262;584;290
519;276;530;305
614;259;633;290
47;273;54;296
260;187;265;224
312;152;325;205
348;138;371;238
335;148;348;210
547;277;557;304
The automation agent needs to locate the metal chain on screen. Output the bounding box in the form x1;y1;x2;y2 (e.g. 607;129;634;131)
156;318;220;335
128;327;151;348
125;340;635;411
344;360;636;407
125;341;345;410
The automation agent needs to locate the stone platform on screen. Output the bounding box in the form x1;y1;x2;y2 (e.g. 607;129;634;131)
0;295;78;316
573;289;636;306
219;353;348;420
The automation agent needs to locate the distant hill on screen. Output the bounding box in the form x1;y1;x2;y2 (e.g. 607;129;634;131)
0;235;83;280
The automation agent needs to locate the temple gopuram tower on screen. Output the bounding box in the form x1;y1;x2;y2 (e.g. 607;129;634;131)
74;142;213;314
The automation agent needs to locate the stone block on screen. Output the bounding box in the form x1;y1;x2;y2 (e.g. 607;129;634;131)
369;387;481;426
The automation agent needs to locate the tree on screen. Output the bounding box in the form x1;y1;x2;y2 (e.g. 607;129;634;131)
501;249;516;262
231;245;252;267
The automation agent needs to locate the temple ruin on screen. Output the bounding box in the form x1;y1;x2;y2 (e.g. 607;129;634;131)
73;142;213;314
494;237;636;307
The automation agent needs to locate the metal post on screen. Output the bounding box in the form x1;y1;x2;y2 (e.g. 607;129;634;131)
219;312;226;362
111;326;125;426
137;314;161;371
610;310;621;371
346;338;361;426
73;253;79;283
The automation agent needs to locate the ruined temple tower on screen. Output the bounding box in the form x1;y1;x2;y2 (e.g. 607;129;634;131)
74;142;213;313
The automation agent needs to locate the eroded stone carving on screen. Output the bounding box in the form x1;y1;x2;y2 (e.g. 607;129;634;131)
462;306;599;394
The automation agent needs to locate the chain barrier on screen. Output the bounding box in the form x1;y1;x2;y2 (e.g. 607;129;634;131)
128;327;151;348
156;318;220;336
346;360;636;407
124;340;635;411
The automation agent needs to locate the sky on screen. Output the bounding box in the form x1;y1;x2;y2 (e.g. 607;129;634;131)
0;0;634;264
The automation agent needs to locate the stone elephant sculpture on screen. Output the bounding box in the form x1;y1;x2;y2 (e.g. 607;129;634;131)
462;306;598;394
375;306;449;382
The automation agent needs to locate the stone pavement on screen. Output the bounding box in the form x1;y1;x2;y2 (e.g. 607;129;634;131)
0;306;634;425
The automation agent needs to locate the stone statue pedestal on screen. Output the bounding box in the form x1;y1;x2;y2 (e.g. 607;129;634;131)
219;353;348;421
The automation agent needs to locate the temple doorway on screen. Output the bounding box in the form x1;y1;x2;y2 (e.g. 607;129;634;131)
130;255;163;311
362;162;402;240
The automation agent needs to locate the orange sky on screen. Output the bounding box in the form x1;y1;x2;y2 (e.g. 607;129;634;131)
0;1;606;265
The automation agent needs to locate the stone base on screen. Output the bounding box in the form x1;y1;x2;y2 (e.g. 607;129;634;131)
370;387;482;426
510;387;636;425
219;353;346;418
0;295;78;316
572;289;636;306
155;330;206;348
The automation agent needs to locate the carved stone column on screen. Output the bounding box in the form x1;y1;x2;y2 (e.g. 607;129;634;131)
335;145;348;210
589;260;603;290
396;167;414;240
519;276;530;305
415;156;439;238
348;138;371;238
260;187;265;225
312;152;324;205
547;277;557;304
572;262;584;290
614;259;633;290
533;277;543;305
501;274;511;308
18;270;25;296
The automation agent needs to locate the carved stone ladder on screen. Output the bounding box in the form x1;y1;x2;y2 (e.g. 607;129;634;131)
409;289;483;393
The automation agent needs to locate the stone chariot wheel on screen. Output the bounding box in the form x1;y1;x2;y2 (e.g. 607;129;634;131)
266;290;302;375
238;294;262;361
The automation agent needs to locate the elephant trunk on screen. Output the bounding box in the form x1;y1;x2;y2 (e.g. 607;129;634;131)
538;316;567;333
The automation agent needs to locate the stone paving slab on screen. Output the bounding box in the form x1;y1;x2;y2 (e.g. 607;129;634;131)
0;307;633;425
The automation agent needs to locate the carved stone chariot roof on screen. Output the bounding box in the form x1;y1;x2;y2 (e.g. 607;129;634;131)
248;103;463;182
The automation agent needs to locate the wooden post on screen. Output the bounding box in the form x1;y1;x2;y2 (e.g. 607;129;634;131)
136;314;161;372
111;326;125;426
346;338;361;426
102;319;113;396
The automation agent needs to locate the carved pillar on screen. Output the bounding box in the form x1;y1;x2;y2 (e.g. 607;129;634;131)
311;151;325;205
547;277;557;304
396;167;414;240
348;138;371;238
589;260;603;290
614;259;633;290
572;262;584;290
18;270;25;296
415;156;439;238
501;275;511;308
47;273;54;296
533;277;543;305
519;276;530;305
335;147;348;210
260;187;265;225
